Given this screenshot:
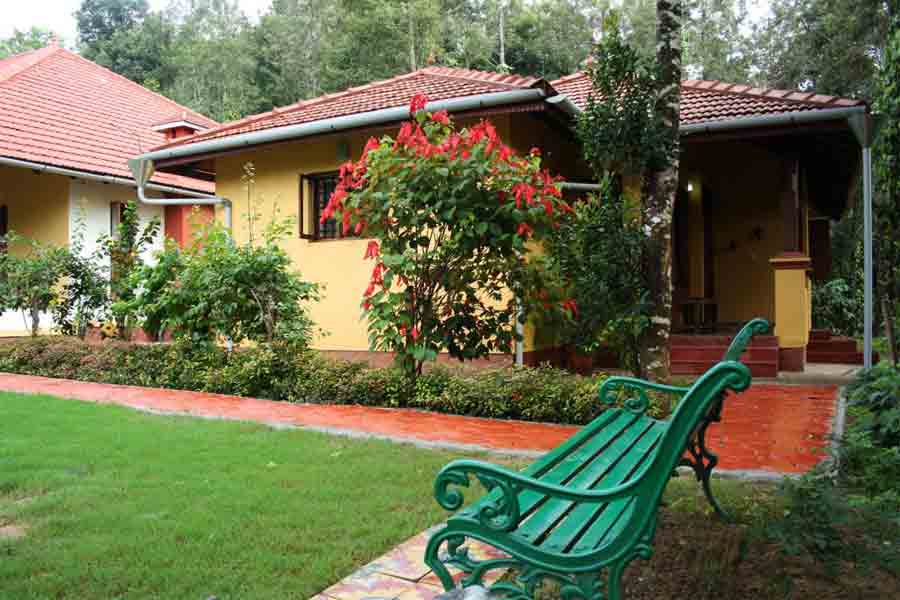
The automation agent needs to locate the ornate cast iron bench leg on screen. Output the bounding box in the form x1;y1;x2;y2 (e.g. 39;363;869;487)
678;395;731;521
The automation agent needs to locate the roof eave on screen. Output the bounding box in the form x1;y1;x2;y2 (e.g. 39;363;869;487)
137;88;547;165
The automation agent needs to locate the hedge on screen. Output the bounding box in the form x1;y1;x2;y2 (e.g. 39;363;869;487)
0;337;633;426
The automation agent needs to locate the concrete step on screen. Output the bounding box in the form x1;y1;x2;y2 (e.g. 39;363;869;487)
670;334;779;347
807;350;868;365
671;346;780;362
671;360;778;378
807;339;858;353
810;329;833;341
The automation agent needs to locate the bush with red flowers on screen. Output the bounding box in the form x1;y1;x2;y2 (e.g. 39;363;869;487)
321;93;575;385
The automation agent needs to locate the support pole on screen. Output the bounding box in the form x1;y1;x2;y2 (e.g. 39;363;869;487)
863;145;874;369
515;302;524;367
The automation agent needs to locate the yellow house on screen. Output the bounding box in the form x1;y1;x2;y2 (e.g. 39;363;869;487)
0;42;216;335
134;67;870;375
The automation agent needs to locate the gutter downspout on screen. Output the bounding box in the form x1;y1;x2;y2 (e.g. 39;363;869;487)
128;158;232;230
848;113;876;369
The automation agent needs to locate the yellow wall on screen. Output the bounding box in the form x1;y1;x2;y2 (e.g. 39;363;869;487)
0;165;70;250
214;112;587;353
680;142;787;325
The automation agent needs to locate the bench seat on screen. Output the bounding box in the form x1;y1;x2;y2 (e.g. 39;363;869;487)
455;409;667;556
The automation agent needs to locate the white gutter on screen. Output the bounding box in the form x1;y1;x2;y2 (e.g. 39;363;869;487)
135;89;547;165
0;155;214;199
681;105;867;135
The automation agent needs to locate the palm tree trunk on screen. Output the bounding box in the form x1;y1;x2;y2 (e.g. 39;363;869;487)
639;0;683;380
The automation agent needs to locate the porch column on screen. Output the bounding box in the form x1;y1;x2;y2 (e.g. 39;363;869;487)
770;159;810;372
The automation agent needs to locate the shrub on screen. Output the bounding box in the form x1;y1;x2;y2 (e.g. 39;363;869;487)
122;219;319;347
0;337;610;426
544;179;648;373
324;94;574;387
0;233;70;336
812;278;862;337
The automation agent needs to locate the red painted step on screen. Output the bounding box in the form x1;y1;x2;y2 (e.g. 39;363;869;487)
671;346;779;362
670;334;779;347
671;360;778;378
807;339;858;354
807;351;869;364
810;329;832;341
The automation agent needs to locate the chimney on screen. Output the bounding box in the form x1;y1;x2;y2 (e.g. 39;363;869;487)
152;112;207;142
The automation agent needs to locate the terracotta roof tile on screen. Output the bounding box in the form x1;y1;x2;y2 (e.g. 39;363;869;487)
0;46;215;191
154;66;546;151
551;73;865;126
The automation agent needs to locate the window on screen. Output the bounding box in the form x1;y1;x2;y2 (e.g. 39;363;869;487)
110;202;125;236
0;204;7;252
300;172;356;240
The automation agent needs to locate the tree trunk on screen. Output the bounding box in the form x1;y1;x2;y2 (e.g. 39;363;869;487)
498;0;507;72
639;0;683;380
29;302;40;337
883;295;898;366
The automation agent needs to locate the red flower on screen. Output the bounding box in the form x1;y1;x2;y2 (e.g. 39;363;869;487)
364;282;376;297
361;137;380;160
399;325;408;338
562;299;578;317
411;327;420;341
530;147;541;157
431;110;450;125
517;222;534;239
363;240;380;260
370;262;386;286
542;199;554;217
409;93;428;114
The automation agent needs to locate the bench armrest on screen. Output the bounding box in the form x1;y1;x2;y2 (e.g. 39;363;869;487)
598;376;690;415
435;458;646;533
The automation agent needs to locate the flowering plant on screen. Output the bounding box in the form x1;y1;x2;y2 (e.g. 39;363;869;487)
322;93;575;384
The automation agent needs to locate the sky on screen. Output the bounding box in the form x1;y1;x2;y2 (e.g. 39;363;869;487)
2;0;773;48
0;0;274;43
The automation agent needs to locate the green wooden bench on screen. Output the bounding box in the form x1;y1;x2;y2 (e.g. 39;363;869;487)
424;319;770;600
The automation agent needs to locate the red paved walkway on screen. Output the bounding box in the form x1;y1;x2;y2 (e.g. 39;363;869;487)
0;373;837;474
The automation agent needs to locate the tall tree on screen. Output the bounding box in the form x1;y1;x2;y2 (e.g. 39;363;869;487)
76;0;149;48
166;0;261;121
0;27;57;58
639;0;683;379
754;0;889;98
254;0;337;108
874;0;900;364
682;0;753;81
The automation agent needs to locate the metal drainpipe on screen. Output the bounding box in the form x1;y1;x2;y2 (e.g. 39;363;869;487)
862;144;874;369
128;158;232;230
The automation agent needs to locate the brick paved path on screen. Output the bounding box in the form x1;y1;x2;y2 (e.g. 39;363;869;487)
0;373;837;473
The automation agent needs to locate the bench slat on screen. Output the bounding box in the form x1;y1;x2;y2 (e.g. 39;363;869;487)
544;421;667;554
456;409;636;523
512;416;659;545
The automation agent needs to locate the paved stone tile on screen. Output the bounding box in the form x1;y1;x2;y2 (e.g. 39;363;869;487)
371;530;433;581
0;374;838;473
320;570;414;600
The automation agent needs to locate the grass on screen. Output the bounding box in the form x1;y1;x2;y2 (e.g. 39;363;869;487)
2;391;898;600
0;391;473;599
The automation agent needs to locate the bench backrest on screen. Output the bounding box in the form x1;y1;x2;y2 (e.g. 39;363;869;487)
722;318;771;361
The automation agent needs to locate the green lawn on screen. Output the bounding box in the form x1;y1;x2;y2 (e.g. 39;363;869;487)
0;392;468;599
3;391;898;600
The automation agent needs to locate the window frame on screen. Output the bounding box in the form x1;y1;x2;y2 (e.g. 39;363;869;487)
300;171;355;241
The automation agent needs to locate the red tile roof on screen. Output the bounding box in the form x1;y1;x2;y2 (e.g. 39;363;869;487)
154;66;545;151
551;72;866;125
0;45;216;192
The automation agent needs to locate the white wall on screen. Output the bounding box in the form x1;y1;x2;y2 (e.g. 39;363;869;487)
69;180;166;264
0;180;166;337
